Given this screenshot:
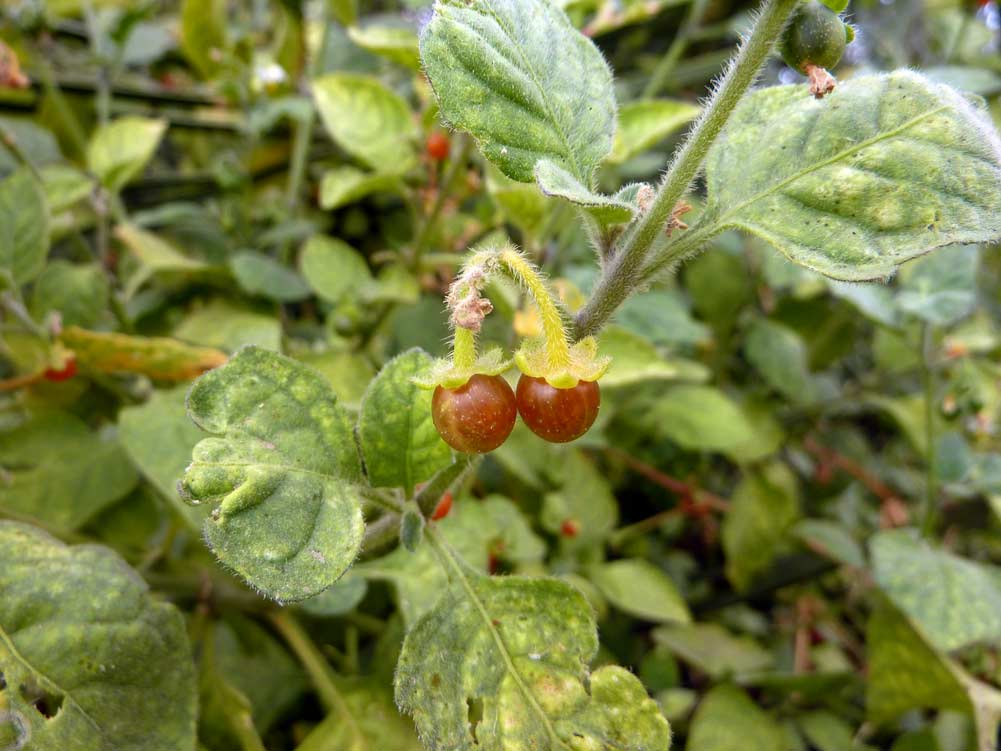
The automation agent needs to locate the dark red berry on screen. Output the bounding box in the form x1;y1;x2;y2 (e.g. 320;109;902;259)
516;375;599;444
43;357;77;382
560;519;580;538
426;131;450;161
431;492;453;521
432;374;517;454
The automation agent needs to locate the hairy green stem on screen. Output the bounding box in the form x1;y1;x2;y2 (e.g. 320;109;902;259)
452;326;477;369
921;322;938;538
643;0;712;98
574;0;800;338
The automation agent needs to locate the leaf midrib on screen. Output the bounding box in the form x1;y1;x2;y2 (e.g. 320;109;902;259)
427;528;569;750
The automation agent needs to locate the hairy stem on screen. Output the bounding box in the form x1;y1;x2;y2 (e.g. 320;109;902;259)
574;0;800;338
497;248;570;369
452;326;477;369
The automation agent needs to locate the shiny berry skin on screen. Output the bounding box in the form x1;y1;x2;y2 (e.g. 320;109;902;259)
779;1;848;73
426;131;450;161
43;357;77;382
432;374;517;454
431;492;454;521
516;375;599;444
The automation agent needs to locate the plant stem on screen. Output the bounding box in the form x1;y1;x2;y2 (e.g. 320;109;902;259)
411;135;472;271
0;292;47;339
644;0;712;98
267;610;363;743
452;325;477;369
574;0;800;338
498;248;570;368
921;322;938;538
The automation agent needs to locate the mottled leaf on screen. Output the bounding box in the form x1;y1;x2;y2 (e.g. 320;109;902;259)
590;559;691;625
179;347;364;602
0;410;138;531
420;0;615;183
703;72;1001;280
87;117;167;192
870;529;1001;651
0;521;196;750
395;567;671;751
358;349;452;493
312;73;417;171
0;168;49;285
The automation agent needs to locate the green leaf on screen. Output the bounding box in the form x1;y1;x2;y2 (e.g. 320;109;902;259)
87;117;167;192
541;450;619;545
598;326;710;388
590;559;691;625
646;385;756;454
653;623;773;679
686;684;784;751
0;410;138;531
118;386;209;528
744;319;816;403
722;462;801;591
395;565;672;751
319;167;403;210
703;72;1001;281
39;164;93;213
174;299;282;352
295;349;375;410
0;521;196;750
534;159;637;224
180;0;228;79
0;168;49;285
230;251;311;302
299;235;373;303
298;573;368;617
297;678;422;751
358;349;452;493
896;244;979;326
30;260;109;328
346;24;421;70
870;529;1001;651
179;346;364;602
793;519;865;568
312;73;417;171
420;0;616;183
608;99;700;164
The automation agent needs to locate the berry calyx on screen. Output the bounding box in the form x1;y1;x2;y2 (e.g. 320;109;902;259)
426;131;450;161
432;374;518;454
431;491;454;521
43;355;77;382
516;374;600;444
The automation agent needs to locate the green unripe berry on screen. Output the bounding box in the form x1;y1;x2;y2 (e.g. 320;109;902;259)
780;1;849;74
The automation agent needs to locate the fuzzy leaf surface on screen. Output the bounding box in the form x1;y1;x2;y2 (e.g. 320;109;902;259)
395;567;671;751
179;346;364;602
704;72;1001;280
0;522;196;751
420;0;615;183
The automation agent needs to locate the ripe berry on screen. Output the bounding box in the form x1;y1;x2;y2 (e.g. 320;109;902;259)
515;375;599;444
560;519;580;538
432;374;517;453
431;492;453;521
779;1;848;74
43;357;77;382
426;131;450;161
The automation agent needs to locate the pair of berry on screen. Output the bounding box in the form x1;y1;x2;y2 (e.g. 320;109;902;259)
432;373;599;454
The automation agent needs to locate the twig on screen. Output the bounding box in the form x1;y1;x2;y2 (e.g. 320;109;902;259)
603;446;730;510
803;436;901;505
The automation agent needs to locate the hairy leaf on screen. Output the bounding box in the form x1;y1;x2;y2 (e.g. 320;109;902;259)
179;346;364;602
871;529;1001;651
534;159;637;224
420;0;615;183
0;522;196;751
0;168;49;285
704;72;1001;280
395;564;671;751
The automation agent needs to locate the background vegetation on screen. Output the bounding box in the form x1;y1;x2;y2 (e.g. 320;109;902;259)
1;0;1000;749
